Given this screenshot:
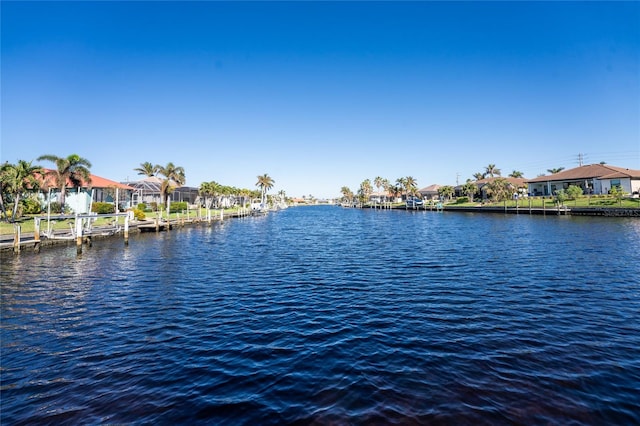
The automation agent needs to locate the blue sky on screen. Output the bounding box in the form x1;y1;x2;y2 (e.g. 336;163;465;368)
2;1;639;198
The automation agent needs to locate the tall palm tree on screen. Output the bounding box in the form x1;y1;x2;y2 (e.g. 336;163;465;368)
374;176;383;199
381;178;391;202
256;174;275;205
37;154;92;209
389;184;402;201
461;180;478;202
199;181;219;209
473;172;485;181
405;176;418;197
547;167;565;175
359;179;373;203
156;162;186;215
484;164;501;178
395;177;407;199
509;170;524;178
0;160;44;221
134;161;158;177
340;186;354;203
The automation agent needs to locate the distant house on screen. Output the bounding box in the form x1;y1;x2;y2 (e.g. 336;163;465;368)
418;184;441;200
368;191;392;203
38;169;135;214
455;177;528;200
527;164;640;196
126;176;198;207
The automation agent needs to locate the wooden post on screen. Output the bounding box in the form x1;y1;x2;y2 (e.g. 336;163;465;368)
124;214;129;245
33;218;41;253
155;215;160;232
76;217;83;254
220;209;224;221
13;224;21;254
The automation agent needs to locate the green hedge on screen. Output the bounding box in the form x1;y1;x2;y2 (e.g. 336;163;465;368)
169;201;188;213
91;202;115;214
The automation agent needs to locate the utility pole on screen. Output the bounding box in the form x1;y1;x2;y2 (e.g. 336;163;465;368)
456;173;459;186
578;153;584;166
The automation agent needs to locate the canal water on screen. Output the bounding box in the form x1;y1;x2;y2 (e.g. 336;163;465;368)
2;206;639;425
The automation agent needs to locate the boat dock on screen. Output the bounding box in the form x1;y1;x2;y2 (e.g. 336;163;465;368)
0;208;254;255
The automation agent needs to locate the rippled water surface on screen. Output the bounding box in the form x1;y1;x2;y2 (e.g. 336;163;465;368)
2;206;640;424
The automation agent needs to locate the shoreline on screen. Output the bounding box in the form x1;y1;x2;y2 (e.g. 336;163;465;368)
358;204;640;217
0;210;250;255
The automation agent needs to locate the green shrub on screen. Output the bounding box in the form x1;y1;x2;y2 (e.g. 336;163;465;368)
6;203;23;219
133;209;146;220
48;201;64;214
169;201;188;213
149;202;158;211
455;197;469;204
137;203;147;211
91;202;115;214
22;198;42;214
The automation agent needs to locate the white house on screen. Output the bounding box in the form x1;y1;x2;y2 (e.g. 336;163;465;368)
527;164;640;197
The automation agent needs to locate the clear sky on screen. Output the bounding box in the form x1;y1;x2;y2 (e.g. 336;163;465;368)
2;1;639;199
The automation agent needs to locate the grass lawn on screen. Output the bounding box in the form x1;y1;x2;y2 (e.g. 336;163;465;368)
448;196;640;209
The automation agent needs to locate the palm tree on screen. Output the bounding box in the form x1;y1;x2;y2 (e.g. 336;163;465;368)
388;184;402;201
381;178;391;202
547;167;565;175
359;179;373;204
461;180;478;202
134;161;158;177
373;176;384;200
37;154;92;209
484;164;501;178
509;170;524;178
199;181;219;209
156;162;186;215
438;185;455;201
340;186;354;204
0;162;9;220
473;172;485;181
256;173;275;205
483;178;513;202
395;177;407;199
0;161;44;221
405;176;418;197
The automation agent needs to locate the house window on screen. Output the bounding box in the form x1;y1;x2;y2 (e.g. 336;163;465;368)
611;179;621;189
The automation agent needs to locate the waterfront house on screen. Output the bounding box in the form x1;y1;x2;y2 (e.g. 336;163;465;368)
127;176;200;208
418;184;441;200
368;191;393;203
38;169;135;214
527;164;640;196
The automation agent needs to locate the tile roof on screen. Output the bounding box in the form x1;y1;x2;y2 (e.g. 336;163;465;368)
37;169;135;190
418;184;442;193
470;177;528;188
527;164;640;183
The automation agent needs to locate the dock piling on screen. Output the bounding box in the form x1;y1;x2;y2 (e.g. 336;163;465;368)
124;215;129;245
13;224;21;254
76;217;83;254
33;218;41;253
